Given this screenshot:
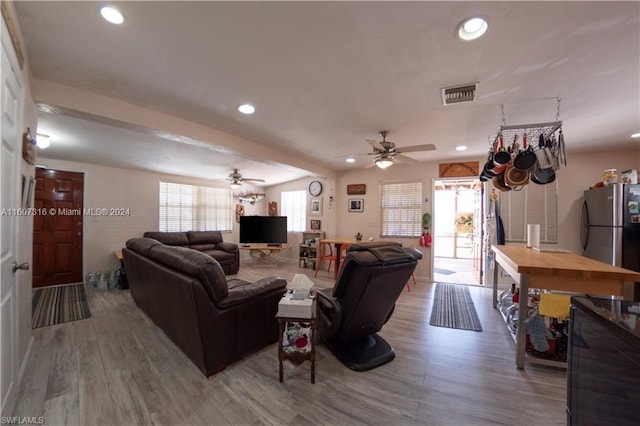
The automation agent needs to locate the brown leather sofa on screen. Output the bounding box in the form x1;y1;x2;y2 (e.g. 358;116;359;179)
123;237;287;377
143;231;239;274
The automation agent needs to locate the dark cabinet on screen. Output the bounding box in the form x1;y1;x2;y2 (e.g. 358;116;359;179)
567;296;640;426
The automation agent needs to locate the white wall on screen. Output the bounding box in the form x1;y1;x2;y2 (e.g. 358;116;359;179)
334;159;463;280
36;158;264;276
267;176;338;262
42;147;640;282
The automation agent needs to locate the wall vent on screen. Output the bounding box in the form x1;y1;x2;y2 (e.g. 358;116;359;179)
441;83;478;105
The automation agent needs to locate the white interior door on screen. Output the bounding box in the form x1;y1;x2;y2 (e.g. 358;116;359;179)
1;22;25;417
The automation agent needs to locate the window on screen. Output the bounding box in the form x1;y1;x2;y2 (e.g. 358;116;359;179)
281;190;306;232
501;180;558;243
380;180;423;237
159;181;233;232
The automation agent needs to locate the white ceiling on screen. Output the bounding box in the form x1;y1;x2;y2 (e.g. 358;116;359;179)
14;1;640;185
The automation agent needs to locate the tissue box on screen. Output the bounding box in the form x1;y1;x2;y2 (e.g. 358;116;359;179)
277;296;313;318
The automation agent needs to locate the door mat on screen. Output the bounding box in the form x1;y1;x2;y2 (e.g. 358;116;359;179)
32;283;91;329
434;268;456;275
429;283;482;331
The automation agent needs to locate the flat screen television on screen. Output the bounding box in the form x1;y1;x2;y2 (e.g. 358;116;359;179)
239;215;288;246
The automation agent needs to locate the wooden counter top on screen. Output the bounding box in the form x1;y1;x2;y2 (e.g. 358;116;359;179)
492;245;640;282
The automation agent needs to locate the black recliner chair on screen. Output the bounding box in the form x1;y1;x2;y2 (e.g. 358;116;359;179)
316;242;422;371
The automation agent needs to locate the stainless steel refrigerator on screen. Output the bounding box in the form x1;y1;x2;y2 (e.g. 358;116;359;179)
581;183;640;298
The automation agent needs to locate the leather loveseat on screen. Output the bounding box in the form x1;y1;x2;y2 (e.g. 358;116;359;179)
143;231;239;275
123;237;287;377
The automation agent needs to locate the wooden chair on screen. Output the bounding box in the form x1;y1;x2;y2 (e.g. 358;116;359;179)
315;241;337;277
405;244;418;292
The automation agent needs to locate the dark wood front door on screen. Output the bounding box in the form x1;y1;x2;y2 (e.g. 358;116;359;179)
33;168;84;287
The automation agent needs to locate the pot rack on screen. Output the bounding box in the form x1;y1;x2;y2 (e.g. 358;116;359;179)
491;99;563;147
492;121;563;147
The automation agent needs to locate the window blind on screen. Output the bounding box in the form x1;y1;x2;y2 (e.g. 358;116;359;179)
159;181;233;232
281;190;306;232
502;181;558;243
380;181;423;237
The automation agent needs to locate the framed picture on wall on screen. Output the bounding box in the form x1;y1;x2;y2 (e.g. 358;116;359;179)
310;219;321;230
310;198;322;216
348;198;364;212
347;184;366;195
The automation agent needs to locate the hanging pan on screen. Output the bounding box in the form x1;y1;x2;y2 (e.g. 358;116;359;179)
492;172;512;192
531;166;556;185
505;164;529;188
513;133;536;170
493;134;511;169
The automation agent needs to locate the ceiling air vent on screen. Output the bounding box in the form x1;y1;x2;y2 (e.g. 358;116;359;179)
441;83;478;106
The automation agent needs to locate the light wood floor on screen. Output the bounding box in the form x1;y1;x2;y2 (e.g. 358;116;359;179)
14;260;567;425
433;257;480;286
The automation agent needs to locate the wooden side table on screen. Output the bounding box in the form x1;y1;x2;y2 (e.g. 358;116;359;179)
277;315;317;384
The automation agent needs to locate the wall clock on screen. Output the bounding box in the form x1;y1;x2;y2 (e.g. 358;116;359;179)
308;180;323;196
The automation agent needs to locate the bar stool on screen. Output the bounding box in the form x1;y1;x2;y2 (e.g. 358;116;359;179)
315;241;337;277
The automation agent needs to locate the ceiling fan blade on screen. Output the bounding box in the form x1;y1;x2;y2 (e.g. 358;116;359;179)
395;154;419;165
397;143;436;153
242;178;266;183
365;138;385;151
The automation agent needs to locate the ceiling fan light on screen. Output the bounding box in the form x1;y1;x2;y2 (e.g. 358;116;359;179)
375;158;394;169
229;182;241;189
345;157;355;163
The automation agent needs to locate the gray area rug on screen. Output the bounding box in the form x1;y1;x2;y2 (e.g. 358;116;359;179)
32;283;91;328
429;283;483;331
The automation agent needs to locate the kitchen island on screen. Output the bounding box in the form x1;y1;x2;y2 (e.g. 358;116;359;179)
491;244;640;369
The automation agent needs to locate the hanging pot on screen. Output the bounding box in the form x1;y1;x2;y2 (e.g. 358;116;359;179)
482;149;497;177
479;167;493;182
492;172;511;192
531;166;556;185
513;133;536;170
505;164;530;187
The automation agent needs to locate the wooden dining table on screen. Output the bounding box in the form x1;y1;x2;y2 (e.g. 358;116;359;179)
318;238;359;279
491;244;640;369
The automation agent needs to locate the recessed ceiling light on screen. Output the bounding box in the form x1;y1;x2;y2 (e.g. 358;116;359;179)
631;133;640;138
100;6;124;24
456;145;467;151
457;16;488;41
345;158;355;163
238;104;255;115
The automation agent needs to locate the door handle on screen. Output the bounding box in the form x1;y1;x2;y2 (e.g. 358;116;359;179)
12;261;30;273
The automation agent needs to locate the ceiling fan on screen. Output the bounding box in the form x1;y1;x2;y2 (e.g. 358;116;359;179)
364;131;436;169
226;168;265;189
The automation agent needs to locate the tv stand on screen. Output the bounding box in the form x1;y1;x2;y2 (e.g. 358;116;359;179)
239;245;287;265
